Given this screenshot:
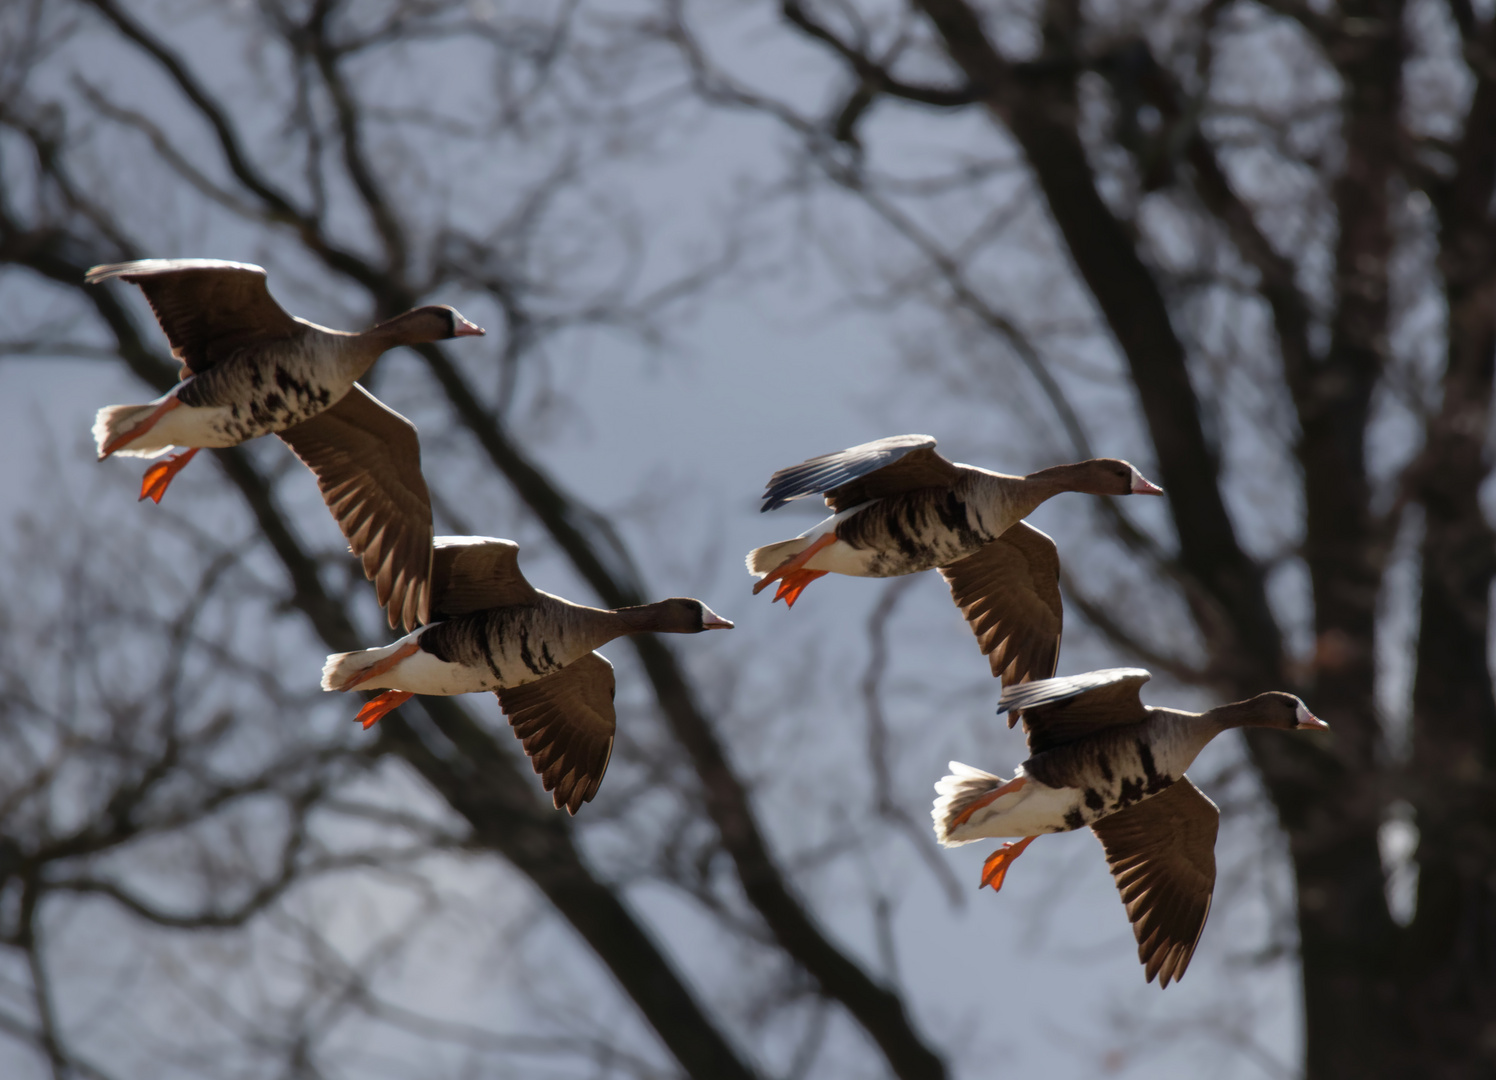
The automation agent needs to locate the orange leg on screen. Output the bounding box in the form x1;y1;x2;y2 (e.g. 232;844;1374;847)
99;396;181;458
774;569;828;607
355;690;414;729
951;775;1028;828
980;835;1039;892
753;533;837;599
138;448;200;504
337;641;420;692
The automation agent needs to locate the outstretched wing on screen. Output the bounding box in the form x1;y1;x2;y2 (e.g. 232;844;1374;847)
496;653;617;814
429;536;540;617
939;522;1062;685
278;385;434;631
1091;777;1219;987
759;434;964;513
86;259;301;376
998;667;1152;752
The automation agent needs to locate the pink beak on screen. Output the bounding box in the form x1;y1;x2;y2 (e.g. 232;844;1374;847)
1297;702;1330;730
454;315;486;337
1131;473;1165;496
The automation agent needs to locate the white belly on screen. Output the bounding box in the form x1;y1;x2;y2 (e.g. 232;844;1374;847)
110;399;240;456
955;772;1086;839
805;539;885;577
797;505;889;577
325;629;505;696
377;646;499;696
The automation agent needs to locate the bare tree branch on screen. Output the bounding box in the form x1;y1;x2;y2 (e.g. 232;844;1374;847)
859;577;965;906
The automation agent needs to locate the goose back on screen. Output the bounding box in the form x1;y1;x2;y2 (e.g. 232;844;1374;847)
1000;667;1152;746
85;259;301;376
428;536;540;617
759;434;956;512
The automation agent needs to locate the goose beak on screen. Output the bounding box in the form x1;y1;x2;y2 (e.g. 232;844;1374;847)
701;605;734;630
1131;471;1165;496
453;315;486;337
1296;702;1330;730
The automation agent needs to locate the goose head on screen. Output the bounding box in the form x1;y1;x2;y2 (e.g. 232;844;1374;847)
1225;691;1330;731
373;305;486;345
438;306;486;338
1031;458;1163;497
624;598;735;634
1076;458;1164;496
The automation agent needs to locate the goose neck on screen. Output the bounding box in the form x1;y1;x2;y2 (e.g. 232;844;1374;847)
613;601;674;634
1205;698;1269;732
987;468;1067;519
354;309;445;367
1021;463;1091;502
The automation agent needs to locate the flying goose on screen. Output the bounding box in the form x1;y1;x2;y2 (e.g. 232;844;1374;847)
87;259;485;630
746;434;1163;685
933;668;1328;986
323;536;733;813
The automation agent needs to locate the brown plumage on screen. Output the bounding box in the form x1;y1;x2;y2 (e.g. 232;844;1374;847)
88;258;485;630
278;387;434;633
322;537;733;813
934;668;1329;986
497;654;617;814
938;521;1062;684
749;434;1162;685
1090;779;1218;986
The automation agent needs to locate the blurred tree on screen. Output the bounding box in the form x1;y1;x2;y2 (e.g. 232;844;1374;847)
661;0;1496;1075
5;0;1492;1077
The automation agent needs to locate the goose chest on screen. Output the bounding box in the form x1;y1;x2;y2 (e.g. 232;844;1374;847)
1023;721;1204;832
833;477;1021;577
178;335;355;442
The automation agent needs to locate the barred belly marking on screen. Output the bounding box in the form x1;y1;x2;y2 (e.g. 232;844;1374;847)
419;609;580;690
837;488;998;577
1024;731;1188;832
179;338;350;443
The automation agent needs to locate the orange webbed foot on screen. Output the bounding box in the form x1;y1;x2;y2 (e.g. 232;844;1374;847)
138;447;200;504
951;775;1028;829
980;835;1038;892
774;569;828;607
753;533;836;600
355;690;414;729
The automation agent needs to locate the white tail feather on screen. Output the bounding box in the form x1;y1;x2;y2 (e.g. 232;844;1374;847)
746;537;808;578
321;640;410;692
93;403;173;459
932;761;1008;846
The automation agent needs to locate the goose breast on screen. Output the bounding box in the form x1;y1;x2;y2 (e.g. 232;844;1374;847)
418;606;599;689
1023;724;1201;831
834;481;1015;577
177;334;358;443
